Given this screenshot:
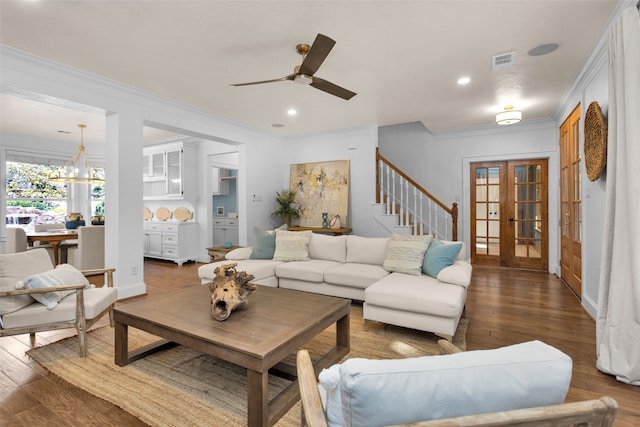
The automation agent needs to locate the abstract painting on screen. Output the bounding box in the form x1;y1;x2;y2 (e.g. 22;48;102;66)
290;160;350;227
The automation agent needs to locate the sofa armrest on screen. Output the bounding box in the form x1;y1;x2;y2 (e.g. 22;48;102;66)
436;261;472;287
225;246;254;260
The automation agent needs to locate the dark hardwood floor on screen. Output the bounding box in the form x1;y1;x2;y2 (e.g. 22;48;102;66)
1;260;639;426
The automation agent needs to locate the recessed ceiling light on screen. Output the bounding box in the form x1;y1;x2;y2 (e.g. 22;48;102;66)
457;77;471;85
287;109;297;116
272;123;285;128
528;43;559;57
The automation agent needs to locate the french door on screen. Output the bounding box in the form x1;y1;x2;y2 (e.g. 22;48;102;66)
471;159;548;270
559;105;582;297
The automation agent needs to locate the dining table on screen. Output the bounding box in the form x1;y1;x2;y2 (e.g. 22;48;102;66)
26;229;78;265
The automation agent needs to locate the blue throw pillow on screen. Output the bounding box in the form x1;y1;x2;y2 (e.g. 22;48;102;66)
15;264;90;310
249;225;287;259
422;238;463;278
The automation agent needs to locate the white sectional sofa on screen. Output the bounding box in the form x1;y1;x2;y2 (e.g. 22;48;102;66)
198;232;472;339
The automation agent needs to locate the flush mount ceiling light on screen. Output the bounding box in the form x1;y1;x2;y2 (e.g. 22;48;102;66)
48;124;105;185
496;106;522;125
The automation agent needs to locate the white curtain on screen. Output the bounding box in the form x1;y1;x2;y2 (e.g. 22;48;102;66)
596;5;640;386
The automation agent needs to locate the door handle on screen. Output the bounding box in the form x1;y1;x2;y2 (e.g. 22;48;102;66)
509;218;514;222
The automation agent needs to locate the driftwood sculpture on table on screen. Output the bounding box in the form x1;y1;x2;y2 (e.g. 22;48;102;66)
208;263;257;321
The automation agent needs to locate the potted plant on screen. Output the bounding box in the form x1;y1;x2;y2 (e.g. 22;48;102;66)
91;202;105;225
271;189;301;226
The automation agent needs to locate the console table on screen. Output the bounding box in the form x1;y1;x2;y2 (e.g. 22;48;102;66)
288;226;352;236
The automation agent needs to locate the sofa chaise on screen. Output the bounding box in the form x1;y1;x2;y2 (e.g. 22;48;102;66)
198;231;472;339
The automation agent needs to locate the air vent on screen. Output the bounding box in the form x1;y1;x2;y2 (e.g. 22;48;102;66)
492;52;515;70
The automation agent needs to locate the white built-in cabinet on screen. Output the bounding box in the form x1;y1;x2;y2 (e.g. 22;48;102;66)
212;218;238;246
143;221;199;265
143;142;197;200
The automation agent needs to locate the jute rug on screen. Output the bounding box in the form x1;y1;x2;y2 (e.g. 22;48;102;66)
28;304;466;427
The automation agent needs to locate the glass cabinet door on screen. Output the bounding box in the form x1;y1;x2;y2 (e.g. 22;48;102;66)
166;148;182;197
151;151;164;178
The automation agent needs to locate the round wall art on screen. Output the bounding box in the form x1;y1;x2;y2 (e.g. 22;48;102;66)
584;101;608;182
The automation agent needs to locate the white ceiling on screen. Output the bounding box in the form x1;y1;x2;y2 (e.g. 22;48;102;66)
0;0;620;143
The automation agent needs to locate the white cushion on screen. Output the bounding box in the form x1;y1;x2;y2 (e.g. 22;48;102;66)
308;233;347;262
325;340;572;427
324;263;389;289
275;260;340;283
383;234;432;275
346;236;389;265
273;229;312;261
2;287;117;329
0;249;53;315
365;272;466;318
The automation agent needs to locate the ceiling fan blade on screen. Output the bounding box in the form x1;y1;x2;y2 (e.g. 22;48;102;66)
230;75;295;86
310;77;357;100
299;34;336;76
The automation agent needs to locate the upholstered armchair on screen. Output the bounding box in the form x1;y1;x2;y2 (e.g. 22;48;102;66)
0;248;117;357
296;340;618;427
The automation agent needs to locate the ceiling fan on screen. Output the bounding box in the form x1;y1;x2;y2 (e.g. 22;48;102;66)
231;34;356;100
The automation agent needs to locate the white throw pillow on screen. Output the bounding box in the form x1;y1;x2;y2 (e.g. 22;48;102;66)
273;229;312;261
15;264;91;310
383;234;432;275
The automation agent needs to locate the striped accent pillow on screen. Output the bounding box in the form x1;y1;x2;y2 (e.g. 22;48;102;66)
383;234;433;275
15;264;90;310
273;229;312;261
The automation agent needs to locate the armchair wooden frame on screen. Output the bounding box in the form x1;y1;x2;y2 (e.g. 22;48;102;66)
296;340;618;427
0;268;116;358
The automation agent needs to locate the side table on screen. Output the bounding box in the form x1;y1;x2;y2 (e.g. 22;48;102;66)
207;245;242;262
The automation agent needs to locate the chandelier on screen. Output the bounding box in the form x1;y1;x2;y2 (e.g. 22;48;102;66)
48;124;105;185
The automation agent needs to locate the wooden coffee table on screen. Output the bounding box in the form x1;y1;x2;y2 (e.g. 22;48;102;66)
113;285;350;427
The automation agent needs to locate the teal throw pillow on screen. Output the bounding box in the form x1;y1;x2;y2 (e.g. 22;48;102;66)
422;238;463;278
250;224;287;259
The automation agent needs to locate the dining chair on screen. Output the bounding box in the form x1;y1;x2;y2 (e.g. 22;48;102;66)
67;225;105;271
34;223;78;263
5;227;28;253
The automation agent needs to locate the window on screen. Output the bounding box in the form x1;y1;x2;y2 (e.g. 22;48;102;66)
6;160;68;225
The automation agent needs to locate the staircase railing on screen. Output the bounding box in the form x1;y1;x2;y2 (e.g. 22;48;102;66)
376;148;458;241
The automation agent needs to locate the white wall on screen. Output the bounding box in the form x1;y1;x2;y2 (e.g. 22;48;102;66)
1;46;284;298
379;120;559;270
284;125;388;237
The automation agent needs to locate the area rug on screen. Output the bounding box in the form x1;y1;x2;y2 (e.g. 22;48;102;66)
28;304;466;427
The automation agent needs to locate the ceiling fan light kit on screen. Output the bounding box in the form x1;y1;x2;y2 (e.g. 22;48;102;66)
496;106;522;125
231;34;356;100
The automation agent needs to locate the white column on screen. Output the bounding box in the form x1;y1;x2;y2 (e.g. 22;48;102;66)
105;112;146;298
